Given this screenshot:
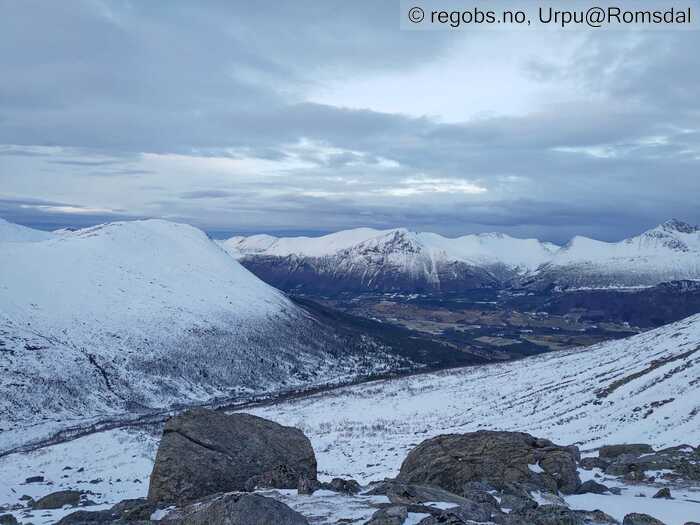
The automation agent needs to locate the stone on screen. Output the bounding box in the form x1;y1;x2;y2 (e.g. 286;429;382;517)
599;444;654;459
297;475;316;495
364;505;408;525
0;515;18;525
575;480;609;495
32;490;82;510
147;408;317;505
397;431;581;495
24;476;44;484
56;498;156;524
580;457;610;470
510;504;585;525
167;493;309;525
327;477;361;495
622;513;666;525
652;487;671;499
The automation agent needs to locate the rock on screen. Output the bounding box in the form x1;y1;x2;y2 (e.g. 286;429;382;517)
622;513;666;525
509;504;585;525
575;480;609;495
599;444;653;459
24;476;44;483
580;457;610;470
32;490;82;510
167;493;309;525
499;493;537;513
0;515;18;525
460;486;499;508
416;501;494;524
244;464;299;491
397;431;581;495
147;408;317;505
326;477;361;495
365;505;408;525
652;487;671;499
377;481;478;507
297;475;316;495
56;498;157;524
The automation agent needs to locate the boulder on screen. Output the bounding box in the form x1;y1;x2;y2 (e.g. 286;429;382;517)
579;457;610;470
56;498;157;524
622;514;666;525
365;505;408;525
599;444;653;459
575;480;609;495
0;515;18;525
416;501;494;524
370;480;478;507
32;490;83;509
397;431;580;495
166;493;309;525
652;487;671;499
24;475;44;483
147;408;317;505
325;477;361;495
507;504;585;525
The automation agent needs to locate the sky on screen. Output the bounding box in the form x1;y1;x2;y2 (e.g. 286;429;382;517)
1;1;699;243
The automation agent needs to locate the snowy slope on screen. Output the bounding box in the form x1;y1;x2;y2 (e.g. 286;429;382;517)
249;313;700;479
1;314;699;524
0;219;407;452
221;228;559;293
0;217;54;242
531;219;700;289
223;220;700;293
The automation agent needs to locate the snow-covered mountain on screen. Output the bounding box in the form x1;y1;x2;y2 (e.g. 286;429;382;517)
221;228;560;294
0;219;410;452
529;219;700;290
0;217;54;243
222;220;700;294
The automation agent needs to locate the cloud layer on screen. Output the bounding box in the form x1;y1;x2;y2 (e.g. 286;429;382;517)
0;1;698;242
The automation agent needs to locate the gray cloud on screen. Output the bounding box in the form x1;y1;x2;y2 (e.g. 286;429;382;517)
0;2;698;241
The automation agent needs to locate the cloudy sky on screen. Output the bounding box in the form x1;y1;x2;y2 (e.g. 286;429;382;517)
1;1;698;242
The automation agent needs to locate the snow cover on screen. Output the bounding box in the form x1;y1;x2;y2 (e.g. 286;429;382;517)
1;314;699;524
221;227;559;272
223;220;700;289
0;218;54;243
0;219;403;453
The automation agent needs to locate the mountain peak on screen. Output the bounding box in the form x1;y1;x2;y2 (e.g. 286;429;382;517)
657;219;699;234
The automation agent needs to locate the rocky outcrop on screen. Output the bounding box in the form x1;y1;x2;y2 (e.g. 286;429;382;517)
364;505;408;525
622;513;666;525
32;490;83;509
397;431;581;495
147;409;317;504
164;493;309;525
599;444;654;459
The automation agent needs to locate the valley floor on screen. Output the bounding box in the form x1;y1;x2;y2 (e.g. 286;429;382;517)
1;314;699;524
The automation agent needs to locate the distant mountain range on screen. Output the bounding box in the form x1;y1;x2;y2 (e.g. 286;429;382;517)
221;219;700;294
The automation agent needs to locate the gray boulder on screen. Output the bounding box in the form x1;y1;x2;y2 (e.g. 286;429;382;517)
365;505;408;525
32;490;83;509
416;501;494;524
652;487;671;499
56;498;157;524
147;408;317;505
397;431;581;495
576;480;609;495
622;513;666;525
580;457;610;470
0;515;18;525
599;444;653;459
166;493;309;525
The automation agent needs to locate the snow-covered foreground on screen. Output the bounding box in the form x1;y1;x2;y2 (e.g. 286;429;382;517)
1;314;699;523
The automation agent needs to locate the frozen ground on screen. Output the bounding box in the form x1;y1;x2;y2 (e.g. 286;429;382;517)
1;314;699;523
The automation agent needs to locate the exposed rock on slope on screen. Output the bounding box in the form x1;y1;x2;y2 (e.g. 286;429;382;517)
397;431;581;495
148;408;317;505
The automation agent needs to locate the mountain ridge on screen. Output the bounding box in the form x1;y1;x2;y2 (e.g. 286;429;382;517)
222;219;700;293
